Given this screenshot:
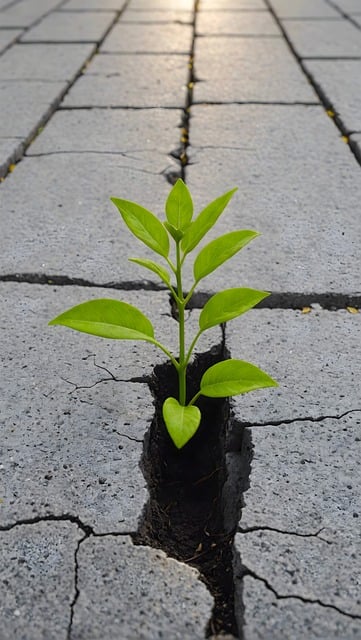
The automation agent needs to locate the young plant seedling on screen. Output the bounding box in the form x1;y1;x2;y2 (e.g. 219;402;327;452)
49;180;277;449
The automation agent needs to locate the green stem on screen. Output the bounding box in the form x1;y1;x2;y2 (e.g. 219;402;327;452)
184;328;202;367
176;241;186;405
188;389;202;406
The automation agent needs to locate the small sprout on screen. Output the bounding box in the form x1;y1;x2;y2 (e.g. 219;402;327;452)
49;180;277;449
347;306;359;314
301;306;312;314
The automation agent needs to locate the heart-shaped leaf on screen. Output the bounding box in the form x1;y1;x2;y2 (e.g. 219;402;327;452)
199;288;269;331
129;258;171;287
111;197;169;258
162;397;201;449
49;299;155;342
181;188;237;255
200;359;278;398
165;179;193;230
193;230;259;284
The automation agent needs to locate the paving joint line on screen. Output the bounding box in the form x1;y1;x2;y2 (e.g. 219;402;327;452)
326;0;361;31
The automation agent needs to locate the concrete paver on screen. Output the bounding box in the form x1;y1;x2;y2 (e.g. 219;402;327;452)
120;8;193;22
194;37;316;103
63;53;189;107
21;10;116;43
331;0;361;13
0;0;62;28
304;59;361;133
0;43;95;81
268;0;340;18
0;28;21;53
100;21;193;53
72;536;213;640
282;18;361;58
61;0;127;9
196;10;281;35
0;522;82;640
200;0;267;9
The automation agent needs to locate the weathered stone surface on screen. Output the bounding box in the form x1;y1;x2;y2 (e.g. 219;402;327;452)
130;0;194;8
0;79;66;140
240;576;361;640
227;310;361;423
0;0;61;28
268;0;339;18
63;53;188;107
0;156;178;278
196;10;281;35
304;59;361;133
101;22;193;53
330;0;361;13
200;0;266;8
194;37;316;103
0;138;24;176
187;104;361;293
121;8;192;22
0;28;22;53
351;133;361;159
282;18;361;58
234;412;361;636
72;536;213;640
62;0;126;8
0;522;82;640
0;43;94;81
21;10;115;43
0;283;221;531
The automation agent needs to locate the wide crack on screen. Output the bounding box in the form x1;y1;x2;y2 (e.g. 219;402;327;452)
132;342;250;638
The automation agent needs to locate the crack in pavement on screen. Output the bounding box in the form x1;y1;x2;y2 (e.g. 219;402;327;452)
241;566;361;620
238;525;332;544
238;408;361;429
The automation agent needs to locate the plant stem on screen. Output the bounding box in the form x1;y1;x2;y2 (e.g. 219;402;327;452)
176;241;186;405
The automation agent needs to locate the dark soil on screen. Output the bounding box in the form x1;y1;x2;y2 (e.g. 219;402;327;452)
133;344;240;637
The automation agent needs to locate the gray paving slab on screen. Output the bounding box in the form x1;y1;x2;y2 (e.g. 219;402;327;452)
21;10;115;43
304;59;361;132
72;536;213;639
351;13;361;25
0;43;94;80
351;133;361;158
331;0;361;13
282;18;361;58
101;21;193;53
0;137;24;175
234;411;361;636
226;310;361;424
120;8;193;22
0;28;21;53
63;53;188;107
0;0;62;28
0;522;82;640
130;0;194;9
196;10;281;35
240;575;361;640
61;0;126;8
0;156;178;278
200;0;267;9
0;79;67;139
0;283;221;531
187;104;361;293
194;37;316;103
268;0;340;18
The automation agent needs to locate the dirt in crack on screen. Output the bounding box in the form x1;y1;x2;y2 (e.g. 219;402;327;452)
133;344;240;637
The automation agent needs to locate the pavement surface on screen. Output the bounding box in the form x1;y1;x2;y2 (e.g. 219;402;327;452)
0;0;360;639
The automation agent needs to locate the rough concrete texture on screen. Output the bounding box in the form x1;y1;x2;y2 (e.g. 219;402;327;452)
240;576;361;640
21;10;116;43
196;10;281;35
0;138;24;176
326;0;361;13
200;0;267;8
0;283;221;531
130;0;194;8
268;0;340;18
100;22;193;53
227;310;361;423
234;411;361;636
0;0;62;28
282;18;361;58
72;536;213;639
304;59;361;133
0;43;95;81
120;9;193;22
63;53;189;107
194;37;316;103
61;0;127;8
351;133;361;159
0;29;21;53
187;104;361;293
0;522;82;640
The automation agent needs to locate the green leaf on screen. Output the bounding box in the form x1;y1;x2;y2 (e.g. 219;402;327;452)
129;258;171;287
199;288;270;331
193;230;259;284
165;179;193;230
49;299;155;342
162;397;201;449
200;359;278;398
181;187;237;255
111;197;169;258
164;221;184;243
